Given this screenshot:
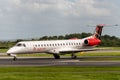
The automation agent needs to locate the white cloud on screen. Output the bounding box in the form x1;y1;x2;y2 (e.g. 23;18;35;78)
4;0;111;17
0;0;120;40
11;0;21;6
70;0;111;16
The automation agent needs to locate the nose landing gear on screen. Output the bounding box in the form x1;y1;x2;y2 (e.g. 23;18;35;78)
8;54;17;61
13;56;17;61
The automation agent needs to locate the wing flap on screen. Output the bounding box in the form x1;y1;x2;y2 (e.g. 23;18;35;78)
59;48;97;53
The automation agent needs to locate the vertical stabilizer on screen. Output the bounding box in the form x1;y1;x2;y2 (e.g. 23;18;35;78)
93;24;104;39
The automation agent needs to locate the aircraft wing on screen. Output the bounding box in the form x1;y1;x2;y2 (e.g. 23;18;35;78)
59;48;97;53
48;48;97;54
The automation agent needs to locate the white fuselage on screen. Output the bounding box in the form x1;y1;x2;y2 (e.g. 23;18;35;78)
7;38;93;55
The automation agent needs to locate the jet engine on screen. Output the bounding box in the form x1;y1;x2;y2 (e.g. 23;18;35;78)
84;38;101;46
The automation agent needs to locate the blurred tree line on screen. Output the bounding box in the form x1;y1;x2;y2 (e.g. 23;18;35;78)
0;32;120;49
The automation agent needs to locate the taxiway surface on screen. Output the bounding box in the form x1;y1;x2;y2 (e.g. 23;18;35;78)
0;57;120;67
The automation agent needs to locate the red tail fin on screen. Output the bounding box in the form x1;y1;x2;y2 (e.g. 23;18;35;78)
93;24;104;39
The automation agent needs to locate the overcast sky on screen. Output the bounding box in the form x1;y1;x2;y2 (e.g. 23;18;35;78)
0;0;120;40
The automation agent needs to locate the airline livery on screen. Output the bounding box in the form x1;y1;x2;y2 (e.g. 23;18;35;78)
7;24;109;60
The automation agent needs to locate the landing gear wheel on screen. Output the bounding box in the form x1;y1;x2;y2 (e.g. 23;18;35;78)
71;53;77;59
8;54;17;61
71;55;77;59
53;54;60;59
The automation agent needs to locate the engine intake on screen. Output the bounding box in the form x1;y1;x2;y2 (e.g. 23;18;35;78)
84;38;101;46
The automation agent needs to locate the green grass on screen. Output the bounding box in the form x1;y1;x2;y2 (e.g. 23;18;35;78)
0;67;120;80
0;48;120;80
77;52;120;56
0;49;7;53
99;47;120;50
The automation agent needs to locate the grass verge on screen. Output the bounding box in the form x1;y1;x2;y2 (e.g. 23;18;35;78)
0;67;120;80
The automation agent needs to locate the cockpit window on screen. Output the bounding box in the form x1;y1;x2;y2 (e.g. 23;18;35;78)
23;44;26;47
16;43;22;46
16;43;26;47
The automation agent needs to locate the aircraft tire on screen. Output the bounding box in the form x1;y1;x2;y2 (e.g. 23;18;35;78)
13;56;17;61
53;54;60;59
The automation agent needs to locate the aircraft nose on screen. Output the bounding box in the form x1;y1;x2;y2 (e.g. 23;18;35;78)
7;47;24;54
7;47;18;54
7;48;14;54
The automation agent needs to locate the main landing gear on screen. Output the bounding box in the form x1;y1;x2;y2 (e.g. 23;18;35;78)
53;54;60;59
71;53;77;59
53;53;77;59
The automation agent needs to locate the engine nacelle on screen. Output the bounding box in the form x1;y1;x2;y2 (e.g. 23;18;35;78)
84;38;101;46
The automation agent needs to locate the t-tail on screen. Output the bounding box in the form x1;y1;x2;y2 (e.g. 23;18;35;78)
92;24;118;39
93;24;104;39
84;24;118;46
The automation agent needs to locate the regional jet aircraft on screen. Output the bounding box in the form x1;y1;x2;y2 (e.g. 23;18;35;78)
7;24;114;60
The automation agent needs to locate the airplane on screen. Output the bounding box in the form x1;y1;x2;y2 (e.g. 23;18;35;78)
6;24;115;60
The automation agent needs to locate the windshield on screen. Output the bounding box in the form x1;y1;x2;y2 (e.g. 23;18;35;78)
16;43;26;47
